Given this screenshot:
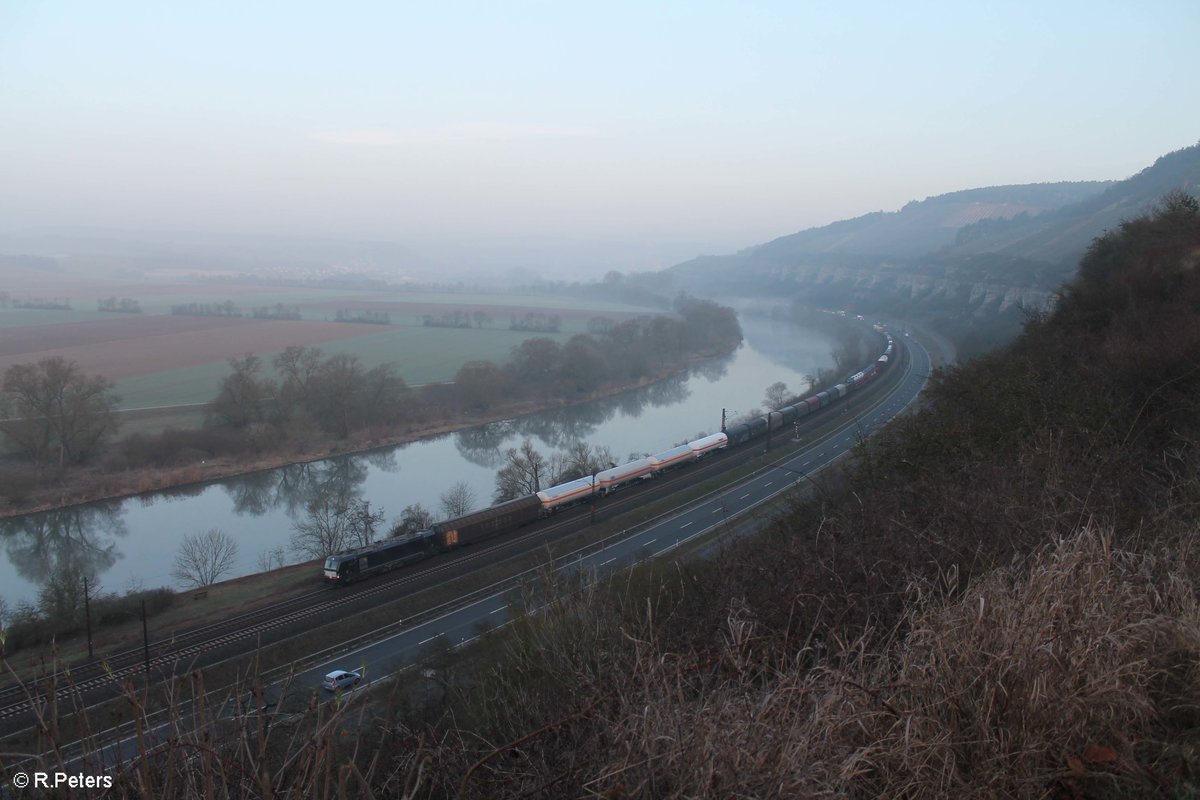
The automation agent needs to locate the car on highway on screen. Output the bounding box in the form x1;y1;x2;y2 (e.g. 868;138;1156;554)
322;670;362;692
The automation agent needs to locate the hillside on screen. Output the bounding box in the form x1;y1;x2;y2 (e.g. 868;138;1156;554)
384;193;1200;798
91;195;1200;797
749;181;1110;261
667;142;1200;354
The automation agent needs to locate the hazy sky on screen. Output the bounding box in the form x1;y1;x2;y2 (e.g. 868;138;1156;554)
2;1;1198;273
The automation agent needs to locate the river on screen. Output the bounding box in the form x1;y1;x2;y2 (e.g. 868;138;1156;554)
0;309;837;609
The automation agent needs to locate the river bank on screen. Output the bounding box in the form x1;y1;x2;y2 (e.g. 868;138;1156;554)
0;353;728;520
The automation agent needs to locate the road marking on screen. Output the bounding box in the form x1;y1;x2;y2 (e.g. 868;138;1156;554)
601;557;616;567
712;507;722;513
764;481;773;487
738;493;750;500
802;461;810;466
644;537;656;545
490;607;504;615
419;636;435;645
680;521;693;529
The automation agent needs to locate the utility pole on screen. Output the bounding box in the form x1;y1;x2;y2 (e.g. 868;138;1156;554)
141;599;150;676
83;576;93;660
721;408;726;433
589;470;598;525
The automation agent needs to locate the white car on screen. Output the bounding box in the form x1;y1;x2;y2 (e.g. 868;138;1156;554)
322;670;362;692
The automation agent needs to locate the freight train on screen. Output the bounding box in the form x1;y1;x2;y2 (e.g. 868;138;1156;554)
322;333;896;584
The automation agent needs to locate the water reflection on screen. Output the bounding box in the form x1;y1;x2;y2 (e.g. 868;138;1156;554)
0;500;128;595
452;367;704;463
224;452;396;518
0;310;838;609
691;352;732;383
455;421;517;468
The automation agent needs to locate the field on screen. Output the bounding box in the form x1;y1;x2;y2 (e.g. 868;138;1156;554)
0;276;654;429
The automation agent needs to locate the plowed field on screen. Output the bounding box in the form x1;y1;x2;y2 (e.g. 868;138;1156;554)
0;316;395;380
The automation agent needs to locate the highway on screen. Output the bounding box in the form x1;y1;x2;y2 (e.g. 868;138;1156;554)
51;334;931;776
282;334;929;694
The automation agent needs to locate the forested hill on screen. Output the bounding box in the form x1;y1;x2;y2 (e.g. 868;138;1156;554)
745;181;1110;261
388;195;1200;798
664;142;1200;354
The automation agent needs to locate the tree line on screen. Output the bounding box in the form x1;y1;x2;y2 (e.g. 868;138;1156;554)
97;296;142;313
458;295;741;409
171;300;242;317
421;310;493;328
6;296;71;310
0;298;740;510
334;309;391;324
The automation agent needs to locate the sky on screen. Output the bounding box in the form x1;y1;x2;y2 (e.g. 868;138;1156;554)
1;1;1198;276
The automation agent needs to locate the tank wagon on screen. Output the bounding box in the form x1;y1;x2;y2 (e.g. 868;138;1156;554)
650;444;696;473
323;330;899;585
537;476;595;512
689;432;729;456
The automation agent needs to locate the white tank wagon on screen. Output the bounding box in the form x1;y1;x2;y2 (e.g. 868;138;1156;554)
649;444;696;473
596;457;655;495
688;432;728;457
536;476;596;512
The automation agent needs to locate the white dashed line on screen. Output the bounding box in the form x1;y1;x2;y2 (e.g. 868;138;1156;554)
490;607;504;615
680;521;693;529
419;636;435;645
738;493;750;500
764;481;773;487
602;557;616;567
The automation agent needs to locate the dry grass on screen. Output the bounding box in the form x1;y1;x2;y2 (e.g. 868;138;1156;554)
562;527;1200;798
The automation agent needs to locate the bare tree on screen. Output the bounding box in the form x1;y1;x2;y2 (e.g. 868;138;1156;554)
557;441;617;483
290;495;353;559
256;545;287;572
172;529;239;588
346;499;385;548
440;481;478;519
0;357;120;465
493;439;551;502
763;381;789;411
392;503;434;537
207;354;273;429
455;360;506;411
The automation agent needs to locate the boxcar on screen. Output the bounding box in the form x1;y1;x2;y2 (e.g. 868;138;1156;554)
724;421;753;446
433;494;542;548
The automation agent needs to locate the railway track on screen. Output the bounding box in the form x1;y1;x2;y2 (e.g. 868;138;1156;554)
0;348;910;726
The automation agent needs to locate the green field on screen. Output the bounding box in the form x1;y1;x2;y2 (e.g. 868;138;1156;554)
1;288;650;327
6;285;655;421
110;324;577;409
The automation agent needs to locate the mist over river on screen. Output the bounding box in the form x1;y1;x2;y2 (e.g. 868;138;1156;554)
0;308;837;609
